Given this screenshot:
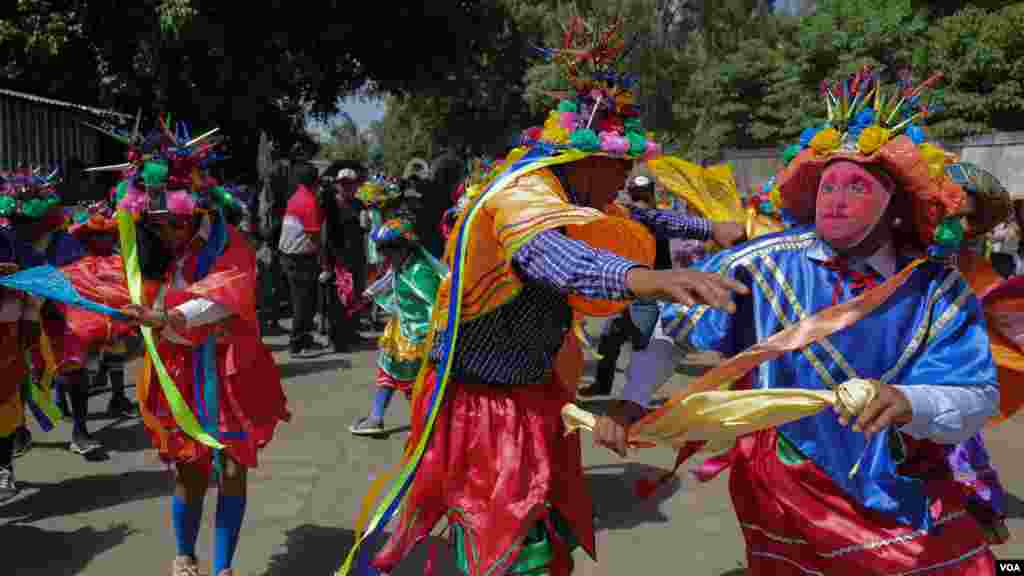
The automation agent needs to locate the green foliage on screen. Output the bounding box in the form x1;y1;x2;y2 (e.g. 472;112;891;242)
314;117;371;165
919;3;1024;140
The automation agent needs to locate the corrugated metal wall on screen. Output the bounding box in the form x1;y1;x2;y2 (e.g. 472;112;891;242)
0;93;100;170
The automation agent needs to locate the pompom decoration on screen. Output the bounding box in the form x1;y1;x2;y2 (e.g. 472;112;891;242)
856;126;891;156
0;197;15;215
599;131;630;155
809;128;841;154
559;112;578;131
933;217;964;247
569;128;601;151
799;126;821;148
782;144;802;165
626;132;646;156
557;100;578;113
905;125;926;145
117;190;150;215
642;140;661;161
165;190;197;215
141;161;169;188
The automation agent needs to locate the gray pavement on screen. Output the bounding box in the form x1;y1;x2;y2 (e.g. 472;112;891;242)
4;325;1024;575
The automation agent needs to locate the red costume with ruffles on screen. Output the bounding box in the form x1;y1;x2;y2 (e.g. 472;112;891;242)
138;225;289;471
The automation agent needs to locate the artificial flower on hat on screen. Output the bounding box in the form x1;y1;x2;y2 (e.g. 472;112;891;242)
84;113;242;219
520;14;660;161
0;167;62;221
773;66;973;256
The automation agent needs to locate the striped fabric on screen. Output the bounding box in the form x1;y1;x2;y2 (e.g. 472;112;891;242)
427;206;711;386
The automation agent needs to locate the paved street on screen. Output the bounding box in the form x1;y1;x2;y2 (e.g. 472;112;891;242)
4;323;1024;575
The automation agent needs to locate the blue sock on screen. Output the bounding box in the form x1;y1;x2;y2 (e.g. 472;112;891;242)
171;495;202;557
370;388;395;420
213;494;246;574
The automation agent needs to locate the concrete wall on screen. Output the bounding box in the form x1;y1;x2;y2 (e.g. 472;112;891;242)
721;131;1024;198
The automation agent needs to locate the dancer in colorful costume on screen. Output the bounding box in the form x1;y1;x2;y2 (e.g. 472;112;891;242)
340;14;748;576
85;117;290;576
66;201;139;417
0;170;46;501
349;218;446;436
596;67;1000;574
3;168;103;456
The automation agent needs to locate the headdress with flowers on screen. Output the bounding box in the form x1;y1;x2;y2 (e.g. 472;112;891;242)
774;66;975;257
85;113;243;218
522;13;659;161
356;176;401;208
0;167;62;222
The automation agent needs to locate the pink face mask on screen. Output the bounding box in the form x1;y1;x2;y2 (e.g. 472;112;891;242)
815;161;892;250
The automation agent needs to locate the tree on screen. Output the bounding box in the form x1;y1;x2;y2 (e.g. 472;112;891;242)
1;1;531;177
918;3;1024;140
314;115;371;164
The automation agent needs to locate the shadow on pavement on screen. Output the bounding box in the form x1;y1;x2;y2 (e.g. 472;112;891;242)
92;419;151;453
0;469;169;523
5;523;135;576
718;569;747;576
277;357;353;379
1005;492;1024;519
586;463;682;531
260;525;455;576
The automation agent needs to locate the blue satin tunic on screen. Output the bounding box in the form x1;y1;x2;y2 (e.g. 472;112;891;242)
661;226;997;531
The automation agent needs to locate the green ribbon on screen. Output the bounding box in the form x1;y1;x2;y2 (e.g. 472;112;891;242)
116;210;223;449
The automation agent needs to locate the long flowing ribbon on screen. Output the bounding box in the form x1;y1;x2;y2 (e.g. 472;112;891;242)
27;332;62;431
194;213;228;476
337;146;589;575
117;210;222;449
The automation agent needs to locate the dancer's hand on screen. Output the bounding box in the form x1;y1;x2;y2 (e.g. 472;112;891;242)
711;221;746;248
594;400;648;458
627;267;748;312
120;304;187;331
840;383;913;437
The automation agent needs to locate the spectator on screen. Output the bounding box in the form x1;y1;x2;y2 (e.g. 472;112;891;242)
256;158;292;335
321;161;370;352
278;162;327;357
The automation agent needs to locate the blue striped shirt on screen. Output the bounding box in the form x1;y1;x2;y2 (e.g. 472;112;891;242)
428;199;711;386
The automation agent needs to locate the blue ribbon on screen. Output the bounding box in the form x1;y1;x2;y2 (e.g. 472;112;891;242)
191;212;228;476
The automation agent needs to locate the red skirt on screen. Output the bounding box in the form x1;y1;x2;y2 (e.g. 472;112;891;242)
373;367;595;575
140;336;289;474
725;429;996;575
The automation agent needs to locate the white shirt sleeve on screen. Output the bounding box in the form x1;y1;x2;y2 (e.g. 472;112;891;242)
175;298;233;328
894;384;999;444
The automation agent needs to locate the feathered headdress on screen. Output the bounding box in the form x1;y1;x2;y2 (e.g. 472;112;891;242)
522;12;658;160
84;113;242;217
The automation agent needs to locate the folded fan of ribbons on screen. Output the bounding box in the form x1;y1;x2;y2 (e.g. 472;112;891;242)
0;264;130;321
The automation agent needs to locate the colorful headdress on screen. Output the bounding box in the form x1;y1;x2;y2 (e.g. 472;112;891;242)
371;218;417;246
85;114;242;217
0;167;62;221
522;14;659;160
774;66;970;256
356;176;401;208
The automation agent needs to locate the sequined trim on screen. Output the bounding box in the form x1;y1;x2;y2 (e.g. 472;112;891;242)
740;523;809;545
817;511;966;559
663;304;707;343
